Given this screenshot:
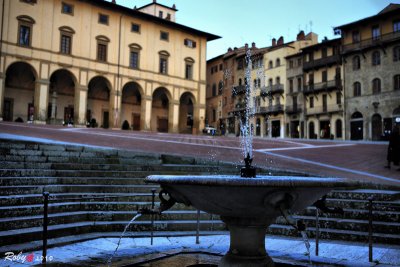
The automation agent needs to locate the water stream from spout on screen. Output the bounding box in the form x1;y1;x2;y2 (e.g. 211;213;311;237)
107;213;142;266
300;230;312;264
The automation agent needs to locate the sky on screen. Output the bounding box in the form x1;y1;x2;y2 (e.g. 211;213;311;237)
114;0;399;60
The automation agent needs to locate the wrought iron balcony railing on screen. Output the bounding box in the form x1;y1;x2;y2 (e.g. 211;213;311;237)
305;104;343;115
261;84;284;95
303;79;342;94
303;54;341;71
342;30;400;54
285;105;303;115
257;104;284;115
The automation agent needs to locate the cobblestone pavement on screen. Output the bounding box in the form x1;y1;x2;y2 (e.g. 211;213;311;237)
1;121;399;187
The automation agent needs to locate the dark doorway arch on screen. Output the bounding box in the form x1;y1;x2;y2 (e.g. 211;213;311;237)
152;88;171;132
371;114;382;141
88;76;111;128
179;92;195;134
49;69;76;124
4;62;37;122
308;121;316;139
335;119;343;139
350;112;363;140
121;82;142;130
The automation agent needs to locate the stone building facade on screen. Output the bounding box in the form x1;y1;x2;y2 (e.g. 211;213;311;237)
0;0;219;134
335;4;400;140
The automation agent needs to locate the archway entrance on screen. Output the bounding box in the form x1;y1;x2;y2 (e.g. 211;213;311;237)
179;92;195;134
49;69;76;124
371;114;382;141
350;112;363;140
152;88;170;132
88;76;111;128
121;82;142;130
4;62;36;122
308;121;316;139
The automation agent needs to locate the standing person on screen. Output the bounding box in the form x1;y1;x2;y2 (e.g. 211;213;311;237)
385;127;400;169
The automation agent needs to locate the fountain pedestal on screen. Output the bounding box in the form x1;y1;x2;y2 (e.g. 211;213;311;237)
220;216;274;267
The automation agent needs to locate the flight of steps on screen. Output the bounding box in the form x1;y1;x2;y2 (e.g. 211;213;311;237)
1;138;399;254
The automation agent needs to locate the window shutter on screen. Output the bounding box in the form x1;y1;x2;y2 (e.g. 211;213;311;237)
193;41;197;48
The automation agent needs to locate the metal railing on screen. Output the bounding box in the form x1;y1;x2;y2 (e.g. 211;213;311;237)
342;30;400;54
285;105;303;114
303;54;341;71
257;104;284;114
261;84;284;95
305;104;343;115
303;79;342;94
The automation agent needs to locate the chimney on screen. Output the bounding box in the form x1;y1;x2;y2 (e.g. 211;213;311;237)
297;30;305;41
153;0;157;3
111;0;116;3
172;4;176;9
272;38;276;46
277;36;284;45
228;47;232;52
245;43;249;50
252;42;256;49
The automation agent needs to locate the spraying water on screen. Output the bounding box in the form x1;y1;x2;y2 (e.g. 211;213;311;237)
300;230;312;264
107;213;142;266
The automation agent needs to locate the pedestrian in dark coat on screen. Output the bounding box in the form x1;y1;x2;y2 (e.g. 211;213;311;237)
385;127;400;169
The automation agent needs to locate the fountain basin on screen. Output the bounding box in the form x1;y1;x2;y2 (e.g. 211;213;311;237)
146;175;360;267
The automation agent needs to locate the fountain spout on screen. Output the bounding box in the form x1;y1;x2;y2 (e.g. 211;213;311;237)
240;153;256;178
138;189;177;215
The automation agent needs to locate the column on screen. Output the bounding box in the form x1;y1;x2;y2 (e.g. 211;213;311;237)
142;96;152;131
50;91;57;120
169;100;179;133
75;85;88;126
34;79;50;124
0;75;5;121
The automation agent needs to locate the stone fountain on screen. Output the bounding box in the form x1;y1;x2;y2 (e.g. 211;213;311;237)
144;46;361;267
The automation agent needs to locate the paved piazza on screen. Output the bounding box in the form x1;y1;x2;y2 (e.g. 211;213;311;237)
0;121;399;186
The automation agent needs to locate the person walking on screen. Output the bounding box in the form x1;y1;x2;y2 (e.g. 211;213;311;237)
385;126;400;170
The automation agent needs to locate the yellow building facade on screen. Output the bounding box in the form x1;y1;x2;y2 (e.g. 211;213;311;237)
0;0;218;133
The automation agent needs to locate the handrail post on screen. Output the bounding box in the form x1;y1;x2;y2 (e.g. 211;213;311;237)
368;197;374;262
196;210;200;244
315;208;319;256
42;192;49;264
150;189;156;245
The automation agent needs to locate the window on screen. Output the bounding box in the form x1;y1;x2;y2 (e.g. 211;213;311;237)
185;58;194;80
322;47;327;58
309;97;314;108
98;14;109;25
268;60;273;69
131;23;140;33
160;31;169;41
297;58;302;67
59;26;74;55
289;79;293;93
353;82;361;96
20;0;37;4
394;20;400;32
219;64;223;71
309;52;314;61
159;51;170;74
239;78;242;86
353;56;360;70
352;30;360;43
289;60;294;69
394;46;400;62
129;44;141;69
394;75;400;90
322;71;327;82
336;92;342;105
253;79;257;88
96;36;110;62
276;58;281;67
17;16;35;47
372;25;380;40
237;59;244;70
372;78;381;94
297;77;302;91
257;78;261;88
212;84;216;96
61;2;73;15
372;51;380;66
218;81;224;94
184;39;196;48
159;11;163;18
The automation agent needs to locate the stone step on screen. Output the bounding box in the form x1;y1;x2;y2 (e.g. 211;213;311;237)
0;210;219;231
0;177;149;186
0;220;226;246
0;184;158;196
328;189;400;201
324;198;400;212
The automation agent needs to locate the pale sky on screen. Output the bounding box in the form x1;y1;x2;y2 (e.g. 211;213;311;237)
114;0;399;59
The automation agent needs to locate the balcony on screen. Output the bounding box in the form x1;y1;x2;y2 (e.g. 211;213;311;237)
257;104;284;115
342;30;400;54
234;102;246;111
232;85;246;96
261;84;284;95
305;104;343;116
303;54;341;71
287;67;303;78
285;105;303;115
303;79;342;95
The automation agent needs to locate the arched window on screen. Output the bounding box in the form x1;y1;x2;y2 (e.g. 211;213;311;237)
394;75;400;90
372;51;380;66
253;79;257;88
276;58;281;67
372;78;381;94
268;60;273;69
184;57;195;80
353;82;361;97
352;56;360;70
158;50;170;74
276;77;280;84
212;84;217;96
393;46;400;62
218;80;223;94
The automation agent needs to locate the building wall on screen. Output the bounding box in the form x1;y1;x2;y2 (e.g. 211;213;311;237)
0;0;211;133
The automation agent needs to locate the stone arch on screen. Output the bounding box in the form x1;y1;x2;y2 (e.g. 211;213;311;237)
179;92;196;134
121;81;143;130
87;76;112;128
49;69;77;124
350;111;363;140
4;61;37;122
152;87;172;132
